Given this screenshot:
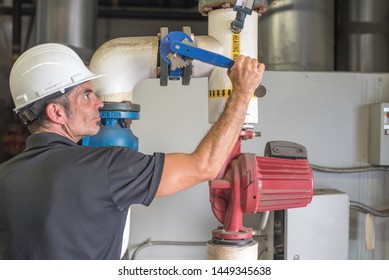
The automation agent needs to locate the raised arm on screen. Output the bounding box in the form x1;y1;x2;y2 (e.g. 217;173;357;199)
156;55;265;197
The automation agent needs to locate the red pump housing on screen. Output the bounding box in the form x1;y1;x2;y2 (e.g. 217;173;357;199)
209;132;314;241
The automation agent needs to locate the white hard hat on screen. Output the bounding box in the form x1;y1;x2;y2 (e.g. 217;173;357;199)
10;43;105;111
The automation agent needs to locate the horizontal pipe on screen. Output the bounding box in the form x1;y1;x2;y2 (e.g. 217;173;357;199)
0;6;34;16
98;7;205;21
0;5;206;21
98;0;198;8
12;0;22;62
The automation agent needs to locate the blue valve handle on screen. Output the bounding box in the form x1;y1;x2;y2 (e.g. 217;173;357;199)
170;40;235;69
170;39;267;98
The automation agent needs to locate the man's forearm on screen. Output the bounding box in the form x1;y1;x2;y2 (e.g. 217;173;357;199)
156;56;264;196
192;92;251;179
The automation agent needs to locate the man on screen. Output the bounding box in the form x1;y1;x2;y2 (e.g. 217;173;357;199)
0;43;264;259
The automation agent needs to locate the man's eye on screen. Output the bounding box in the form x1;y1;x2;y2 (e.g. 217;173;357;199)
84;92;91;99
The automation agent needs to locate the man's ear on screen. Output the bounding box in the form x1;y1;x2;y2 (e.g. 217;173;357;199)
45;103;67;124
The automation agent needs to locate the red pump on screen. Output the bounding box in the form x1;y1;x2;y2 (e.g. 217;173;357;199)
209;131;314;241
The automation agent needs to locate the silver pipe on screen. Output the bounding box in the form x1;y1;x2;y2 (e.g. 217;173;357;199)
350;201;389;218
131;238;207;260
336;0;389;72
310;164;388;173
258;0;334;71
36;0;98;61
259;211;270;231
258;247;268;260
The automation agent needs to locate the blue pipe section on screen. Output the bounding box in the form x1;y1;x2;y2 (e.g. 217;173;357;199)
82;111;140;150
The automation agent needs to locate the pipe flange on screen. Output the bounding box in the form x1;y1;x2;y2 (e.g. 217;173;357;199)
198;0;268;16
210;237;254;247
212;226;253;241
159;27;169;86
101;102;140;112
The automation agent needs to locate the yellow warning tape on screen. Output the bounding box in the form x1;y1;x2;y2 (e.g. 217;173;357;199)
208;35;256;99
209;89;255;98
231;34;240;61
209;89;232;98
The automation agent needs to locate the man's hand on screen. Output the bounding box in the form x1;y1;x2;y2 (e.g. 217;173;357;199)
228;55;265;104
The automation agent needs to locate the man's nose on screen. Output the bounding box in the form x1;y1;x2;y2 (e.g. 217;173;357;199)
95;95;104;109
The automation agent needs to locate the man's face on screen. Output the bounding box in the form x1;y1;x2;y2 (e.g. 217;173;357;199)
64;81;103;140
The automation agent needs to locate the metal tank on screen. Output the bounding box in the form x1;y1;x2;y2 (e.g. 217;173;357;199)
36;0;98;61
336;0;389;72
258;0;334;71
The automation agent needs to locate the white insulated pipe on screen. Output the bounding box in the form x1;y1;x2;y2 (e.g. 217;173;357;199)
89;35;223;103
208;8;259;125
207;240;258;260
90;9;259;127
89;36;159;103
89;8;259;121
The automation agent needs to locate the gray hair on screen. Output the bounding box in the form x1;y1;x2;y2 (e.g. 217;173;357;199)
17;87;75;133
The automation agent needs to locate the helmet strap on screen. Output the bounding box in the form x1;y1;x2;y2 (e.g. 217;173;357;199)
16;85;77;125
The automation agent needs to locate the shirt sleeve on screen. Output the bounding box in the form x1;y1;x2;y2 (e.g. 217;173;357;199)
107;147;164;211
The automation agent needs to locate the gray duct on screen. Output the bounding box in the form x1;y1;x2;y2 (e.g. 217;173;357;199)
336;0;389;72
36;0;98;62
258;0;334;71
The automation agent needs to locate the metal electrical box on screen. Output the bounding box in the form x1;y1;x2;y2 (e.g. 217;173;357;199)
369;103;389;166
274;189;349;260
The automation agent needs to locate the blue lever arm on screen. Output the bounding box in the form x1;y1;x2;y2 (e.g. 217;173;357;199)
170;40;235;69
170;39;267;98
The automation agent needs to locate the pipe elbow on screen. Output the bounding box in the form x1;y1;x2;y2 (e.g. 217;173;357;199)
89;36;159;102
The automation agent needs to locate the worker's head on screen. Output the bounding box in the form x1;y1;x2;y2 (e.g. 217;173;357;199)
9;43;105;134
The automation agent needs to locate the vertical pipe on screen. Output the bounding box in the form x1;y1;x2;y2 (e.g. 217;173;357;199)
36;0;98;61
336;0;389;72
258;0;334;71
11;0;22;62
207;8;259;126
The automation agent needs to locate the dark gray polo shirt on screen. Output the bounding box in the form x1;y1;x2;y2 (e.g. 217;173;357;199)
0;132;164;259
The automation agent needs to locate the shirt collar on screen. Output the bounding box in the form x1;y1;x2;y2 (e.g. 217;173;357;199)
25;132;78;151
